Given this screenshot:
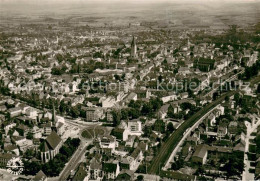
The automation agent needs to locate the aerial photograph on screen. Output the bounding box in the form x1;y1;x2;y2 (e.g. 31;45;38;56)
0;0;259;180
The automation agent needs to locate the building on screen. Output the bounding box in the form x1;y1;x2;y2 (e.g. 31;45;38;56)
130;36;137;58
33;170;48;181
0;153;13;168
99;135;117;152
116;169;134;181
43;123;52;136
8;107;22;118
40;131;63;163
85;107;103;122
123;119;143;141
194;58;215;72
192;145;208;165
103;161;120;180
101;97;116;108
87;158;103;180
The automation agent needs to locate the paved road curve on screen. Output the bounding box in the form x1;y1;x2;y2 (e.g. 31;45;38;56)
163;104;223;170
148;91;236;174
59;141;90;180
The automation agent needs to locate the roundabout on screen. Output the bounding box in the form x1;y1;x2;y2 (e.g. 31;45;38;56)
80;126;107;140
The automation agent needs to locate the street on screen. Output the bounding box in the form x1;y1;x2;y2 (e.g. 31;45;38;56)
242;115;260;181
59;141;91;181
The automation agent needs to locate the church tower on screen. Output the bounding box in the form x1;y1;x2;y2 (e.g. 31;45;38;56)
52;103;57;127
131;36;137;58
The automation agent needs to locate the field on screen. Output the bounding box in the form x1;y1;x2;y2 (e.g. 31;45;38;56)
0;1;259;29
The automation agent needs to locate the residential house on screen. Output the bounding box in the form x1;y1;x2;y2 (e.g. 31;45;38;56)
120;156;135;171
123;119;143;141
192;144;208;165
116;170;134;181
178;67;190;75
0;153;14;168
85;107;104;122
57;122;65;136
101;97;116;108
25;107;38;118
129;147;144;171
4;144;19;156
8;107;22;118
87;157;103;180
217;126;228;139
32;126;42;139
43;123;52;136
99;135;117;152
33;170;48;181
158;104;170;119
161;92;177;103
5;123;16;135
13;136;33;152
103;161;120;180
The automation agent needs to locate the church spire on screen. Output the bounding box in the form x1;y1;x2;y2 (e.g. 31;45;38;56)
131;36;137;58
52;103;56;125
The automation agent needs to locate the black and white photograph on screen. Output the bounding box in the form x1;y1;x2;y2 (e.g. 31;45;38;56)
0;0;259;180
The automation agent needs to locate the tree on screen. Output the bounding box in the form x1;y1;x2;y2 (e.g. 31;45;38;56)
223;156;244;178
141;103;153;115
128;108;140;119
112;110;121;126
26;132;33;140
150;98;163;111
196;166;205;176
70;106;80;118
121;109;129;120
213;92;218;100
225;96;230;102
167;122;174;133
153;119;165;133
167;105;175;118
137;175;144;181
257;84;260;94
158;75;163;83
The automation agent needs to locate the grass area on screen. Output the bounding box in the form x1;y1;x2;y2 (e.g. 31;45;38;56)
247;152;256;161
249;144;256;153
250;162;256;167
82;127;105;139
249;138;256;144
81;130;94;139
249;168;255;174
250;132;257;136
148;91;237;174
95;128;105;136
250;75;260;87
160;170;195;180
215;140;232;147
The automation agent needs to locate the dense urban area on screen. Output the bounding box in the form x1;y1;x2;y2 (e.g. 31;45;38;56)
0;1;260;181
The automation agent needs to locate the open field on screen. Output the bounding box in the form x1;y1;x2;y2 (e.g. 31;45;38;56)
0;1;259;29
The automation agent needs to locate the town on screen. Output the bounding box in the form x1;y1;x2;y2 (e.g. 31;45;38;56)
0;0;260;181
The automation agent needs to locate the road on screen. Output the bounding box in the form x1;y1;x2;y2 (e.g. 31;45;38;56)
59;141;91;181
242;115;260;181
148;91;236;174
163;104;223;170
204;68;244;97
149;74;260;175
